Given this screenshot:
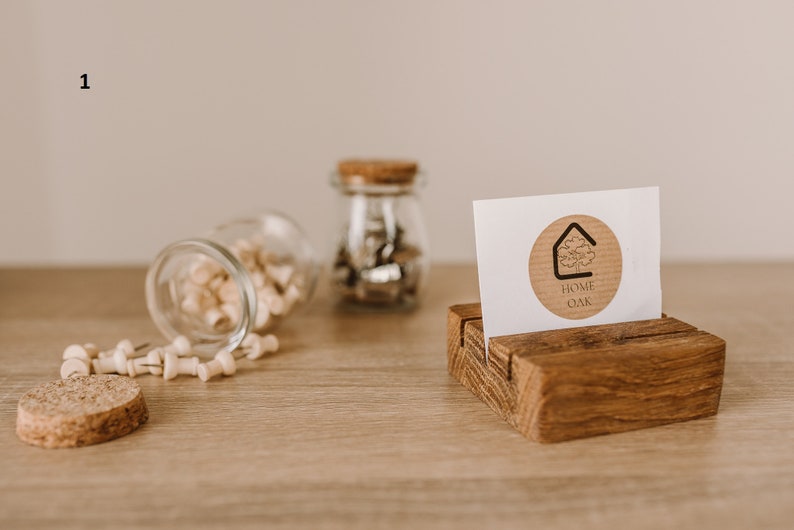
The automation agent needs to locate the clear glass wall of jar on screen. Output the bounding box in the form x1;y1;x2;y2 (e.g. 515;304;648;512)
330;159;430;310
145;211;318;356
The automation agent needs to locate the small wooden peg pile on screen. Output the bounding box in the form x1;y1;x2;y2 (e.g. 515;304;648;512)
59;333;279;383
180;237;307;334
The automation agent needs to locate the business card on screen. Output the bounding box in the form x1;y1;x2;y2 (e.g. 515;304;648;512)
473;187;662;359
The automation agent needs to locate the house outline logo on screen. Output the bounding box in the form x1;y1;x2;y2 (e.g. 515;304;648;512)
553;222;597;281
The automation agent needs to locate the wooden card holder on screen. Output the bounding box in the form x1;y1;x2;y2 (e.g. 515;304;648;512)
447;303;726;443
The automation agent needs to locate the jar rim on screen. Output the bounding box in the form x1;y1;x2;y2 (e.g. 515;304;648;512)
145;238;257;356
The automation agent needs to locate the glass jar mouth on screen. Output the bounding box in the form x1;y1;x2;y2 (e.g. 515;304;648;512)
145;238;257;356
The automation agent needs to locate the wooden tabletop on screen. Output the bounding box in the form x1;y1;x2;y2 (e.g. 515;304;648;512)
1;264;792;529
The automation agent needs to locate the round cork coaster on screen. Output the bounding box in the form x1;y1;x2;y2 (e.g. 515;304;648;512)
16;375;149;448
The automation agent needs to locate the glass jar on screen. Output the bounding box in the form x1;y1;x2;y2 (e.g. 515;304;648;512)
145;211;318;356
330;159;430;310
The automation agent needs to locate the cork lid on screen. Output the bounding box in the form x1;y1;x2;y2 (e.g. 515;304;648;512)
16;375;149;448
337;159;419;185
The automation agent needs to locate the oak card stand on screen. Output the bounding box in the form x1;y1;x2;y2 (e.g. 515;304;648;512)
447;303;726;443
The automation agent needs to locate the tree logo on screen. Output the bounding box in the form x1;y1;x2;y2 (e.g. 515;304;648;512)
529;215;622;320
553;223;596;280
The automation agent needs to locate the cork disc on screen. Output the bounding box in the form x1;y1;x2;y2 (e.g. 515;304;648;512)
16;375;149;448
337;159;418;185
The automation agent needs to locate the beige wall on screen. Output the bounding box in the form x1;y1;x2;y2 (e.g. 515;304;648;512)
2;0;793;265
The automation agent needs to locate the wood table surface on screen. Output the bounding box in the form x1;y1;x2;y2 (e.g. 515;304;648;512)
1;264;792;529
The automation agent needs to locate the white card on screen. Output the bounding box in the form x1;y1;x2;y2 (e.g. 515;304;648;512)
473;187;662;359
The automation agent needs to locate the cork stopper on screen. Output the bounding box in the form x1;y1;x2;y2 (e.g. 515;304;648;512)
16;375;148;448
337;159;419;185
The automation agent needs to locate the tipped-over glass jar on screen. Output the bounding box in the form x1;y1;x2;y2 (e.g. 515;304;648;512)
145;211;318;356
330;159;430;310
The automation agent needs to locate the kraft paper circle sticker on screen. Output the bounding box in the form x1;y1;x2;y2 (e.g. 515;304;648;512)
529;215;622;320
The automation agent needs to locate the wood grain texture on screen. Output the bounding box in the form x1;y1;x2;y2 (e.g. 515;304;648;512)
448;305;518;424
1;265;793;530
445;302;482;375
448;310;725;443
515;329;725;442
